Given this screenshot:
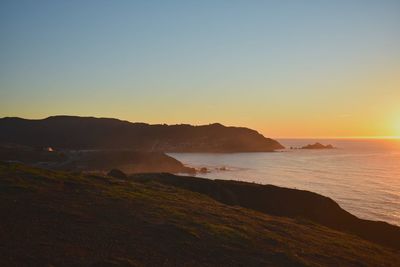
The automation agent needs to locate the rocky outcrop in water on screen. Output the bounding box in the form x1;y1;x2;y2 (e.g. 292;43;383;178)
301;142;334;149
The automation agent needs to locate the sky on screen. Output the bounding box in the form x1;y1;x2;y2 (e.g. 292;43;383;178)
1;0;399;138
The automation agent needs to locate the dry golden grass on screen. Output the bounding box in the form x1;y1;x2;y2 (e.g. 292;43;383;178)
0;162;399;266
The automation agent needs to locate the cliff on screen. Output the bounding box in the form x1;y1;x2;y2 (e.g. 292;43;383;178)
132;173;400;250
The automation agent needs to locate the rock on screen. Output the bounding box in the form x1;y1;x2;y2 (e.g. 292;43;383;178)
199;167;208;173
107;169;127;179
301;142;335;149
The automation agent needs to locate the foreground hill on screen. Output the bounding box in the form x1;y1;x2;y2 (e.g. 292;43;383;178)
0;162;399;266
0;116;284;152
133;173;400;250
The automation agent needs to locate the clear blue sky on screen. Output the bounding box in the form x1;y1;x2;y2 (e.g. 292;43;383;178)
1;0;399;137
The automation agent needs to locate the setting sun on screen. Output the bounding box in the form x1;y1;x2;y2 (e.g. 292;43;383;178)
395;124;400;138
1;1;400;266
388;113;400;138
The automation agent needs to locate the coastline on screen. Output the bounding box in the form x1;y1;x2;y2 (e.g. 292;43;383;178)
0;161;399;266
169;143;400;227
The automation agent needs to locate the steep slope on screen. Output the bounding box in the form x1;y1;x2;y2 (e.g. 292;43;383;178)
132;173;400;250
0;116;284;152
0;162;399;266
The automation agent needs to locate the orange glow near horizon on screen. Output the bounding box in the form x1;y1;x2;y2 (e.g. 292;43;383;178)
2;109;400;140
1;1;400;140
394;120;400;139
1;64;399;139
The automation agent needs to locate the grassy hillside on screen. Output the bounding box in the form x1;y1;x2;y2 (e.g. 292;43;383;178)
132;173;400;250
0;162;399;266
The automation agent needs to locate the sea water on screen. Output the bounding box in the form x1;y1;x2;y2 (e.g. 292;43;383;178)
169;139;400;226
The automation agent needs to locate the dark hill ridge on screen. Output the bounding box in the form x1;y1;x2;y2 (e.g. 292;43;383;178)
132;173;400;250
55;150;196;174
0;116;284;152
0;162;399;266
0;145;196;174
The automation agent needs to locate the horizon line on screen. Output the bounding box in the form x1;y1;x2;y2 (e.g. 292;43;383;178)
275;136;400;140
2;115;399;140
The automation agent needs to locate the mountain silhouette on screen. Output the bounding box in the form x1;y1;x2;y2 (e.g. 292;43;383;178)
0;116;284;152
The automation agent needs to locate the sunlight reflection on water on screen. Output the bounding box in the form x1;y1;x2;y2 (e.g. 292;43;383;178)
169;139;400;226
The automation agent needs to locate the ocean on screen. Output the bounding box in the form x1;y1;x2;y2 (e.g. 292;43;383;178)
169;139;400;226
